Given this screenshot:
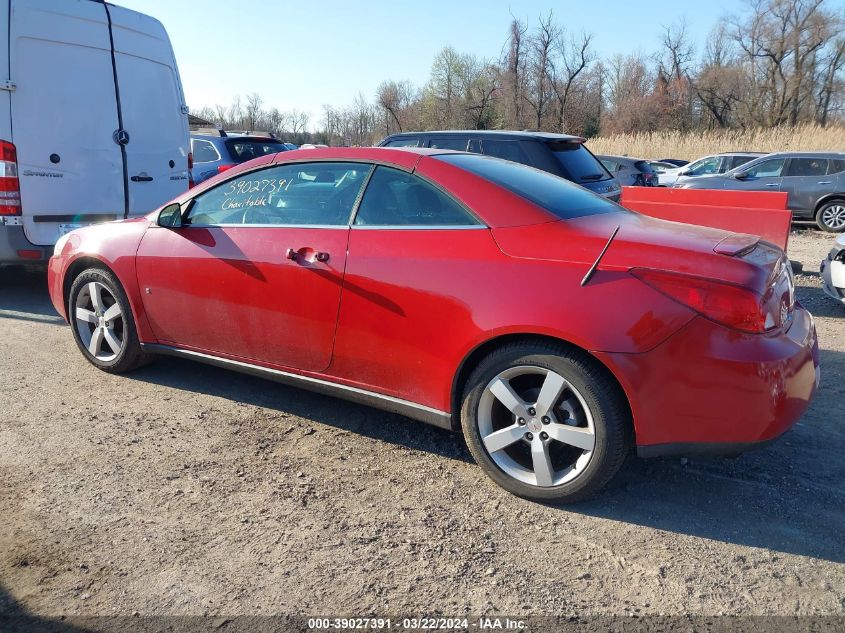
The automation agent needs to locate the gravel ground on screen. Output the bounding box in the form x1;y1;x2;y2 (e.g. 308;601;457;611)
0;229;843;623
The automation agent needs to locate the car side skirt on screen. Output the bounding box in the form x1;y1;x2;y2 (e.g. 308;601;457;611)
636;436;779;458
141;344;453;431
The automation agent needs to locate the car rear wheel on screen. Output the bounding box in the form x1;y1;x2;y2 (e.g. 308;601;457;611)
68;267;152;373
461;342;630;503
816;200;845;232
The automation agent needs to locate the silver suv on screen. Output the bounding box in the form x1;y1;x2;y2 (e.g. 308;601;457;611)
676;152;845;232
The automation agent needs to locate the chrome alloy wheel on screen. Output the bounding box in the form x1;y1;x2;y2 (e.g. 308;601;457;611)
74;281;125;362
477;366;596;487
822;204;845;230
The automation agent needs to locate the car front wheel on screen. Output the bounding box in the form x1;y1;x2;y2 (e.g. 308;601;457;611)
816;200;845;232
68;267;152;373
461;342;630;503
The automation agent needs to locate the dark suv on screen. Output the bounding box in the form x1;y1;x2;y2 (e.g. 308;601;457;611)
377;131;621;201
190;130;291;185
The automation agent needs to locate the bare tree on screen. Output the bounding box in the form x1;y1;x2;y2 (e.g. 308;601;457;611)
244;93;263;131
549;31;594;132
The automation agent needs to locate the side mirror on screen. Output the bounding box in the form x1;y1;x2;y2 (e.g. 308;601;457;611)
732;171;749;180
157;202;183;228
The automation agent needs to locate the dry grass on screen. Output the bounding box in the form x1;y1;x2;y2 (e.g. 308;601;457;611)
587;123;845;161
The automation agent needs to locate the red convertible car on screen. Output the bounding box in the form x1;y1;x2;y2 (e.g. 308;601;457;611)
48;147;820;502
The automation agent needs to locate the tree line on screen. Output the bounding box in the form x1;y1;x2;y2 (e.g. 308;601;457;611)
192;0;845;146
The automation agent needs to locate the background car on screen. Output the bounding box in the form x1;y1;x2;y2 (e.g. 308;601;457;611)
378;130;621;202
48;146;818;503
673;152;765;187
676;152;845;232
820;233;845;306
658;158;689;167
190;130;291;184
598;155;659;187
647;161;683;186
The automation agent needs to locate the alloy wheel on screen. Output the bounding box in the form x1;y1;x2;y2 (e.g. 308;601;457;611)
74;281;125;362
821;204;845;230
477;365;596;487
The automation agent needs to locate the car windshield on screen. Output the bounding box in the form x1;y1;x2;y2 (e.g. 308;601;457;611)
436;153;622;220
546;141;612;183
224;138;288;163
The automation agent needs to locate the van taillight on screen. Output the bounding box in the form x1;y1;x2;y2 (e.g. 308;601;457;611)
0;140;21;216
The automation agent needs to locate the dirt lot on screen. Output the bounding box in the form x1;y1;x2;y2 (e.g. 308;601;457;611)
0;230;843;623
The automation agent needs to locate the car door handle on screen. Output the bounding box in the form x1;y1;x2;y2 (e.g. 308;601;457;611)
818;181;832;185
765;183;779;187
286;247;329;263
131;175;154;182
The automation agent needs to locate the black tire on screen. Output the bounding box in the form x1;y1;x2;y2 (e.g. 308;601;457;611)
461;341;631;503
67;267;153;373
815;199;845;233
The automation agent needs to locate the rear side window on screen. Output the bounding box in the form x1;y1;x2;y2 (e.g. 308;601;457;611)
829;159;845;174
600;159;618;172
191;139;220;163
481;139;530;166
354;166;479;226
224;139;288;163
429;137;470;150
185;162;371;226
785;158;829;177
730;155;756;170
546;142;611;183
436;153;621;220
383;138;420;148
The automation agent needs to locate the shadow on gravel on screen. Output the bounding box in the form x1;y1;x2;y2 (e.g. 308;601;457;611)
0;586;93;632
0;266;64;325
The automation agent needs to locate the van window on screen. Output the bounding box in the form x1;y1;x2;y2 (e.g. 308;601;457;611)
192;140;220;163
383;138;420;148
546;142;612;184
481;140;530;166
436;153;620;220
354;167;479;226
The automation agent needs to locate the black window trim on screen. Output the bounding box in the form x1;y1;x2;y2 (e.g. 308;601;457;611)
349;163;487;230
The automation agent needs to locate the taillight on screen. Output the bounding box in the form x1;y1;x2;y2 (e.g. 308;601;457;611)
188;151;193;170
631;268;772;333
217;164;234;174
0;140;21;216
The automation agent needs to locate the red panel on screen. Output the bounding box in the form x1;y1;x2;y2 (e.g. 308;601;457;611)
620;187;792;251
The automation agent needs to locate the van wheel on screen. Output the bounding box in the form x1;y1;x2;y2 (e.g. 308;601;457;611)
461;342;630;503
68;268;152;373
816;200;845;232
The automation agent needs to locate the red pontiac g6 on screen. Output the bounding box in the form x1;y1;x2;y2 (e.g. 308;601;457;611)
48;147;820;502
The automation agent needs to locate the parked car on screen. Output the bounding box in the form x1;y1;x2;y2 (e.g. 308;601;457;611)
648;161;684;186
190;130;291;184
598;155;659;187
378;130;621;202
675;152;845;232
658;158;689;168
672;152;766;187
0;0;190;266
48;146;819;503
820;234;845;306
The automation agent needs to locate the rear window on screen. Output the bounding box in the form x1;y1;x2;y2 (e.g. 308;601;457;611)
436;153;621;220
547;141;612;183
224;138;288;163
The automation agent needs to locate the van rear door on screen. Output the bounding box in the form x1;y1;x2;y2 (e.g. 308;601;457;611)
10;0;124;246
108;5;189;216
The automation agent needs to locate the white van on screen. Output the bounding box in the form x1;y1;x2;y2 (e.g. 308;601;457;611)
0;0;190;264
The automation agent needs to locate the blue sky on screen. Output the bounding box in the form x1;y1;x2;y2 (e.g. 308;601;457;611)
116;0;768;127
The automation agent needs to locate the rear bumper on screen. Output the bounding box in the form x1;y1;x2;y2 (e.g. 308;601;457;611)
598;307;820;454
0;223;49;264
